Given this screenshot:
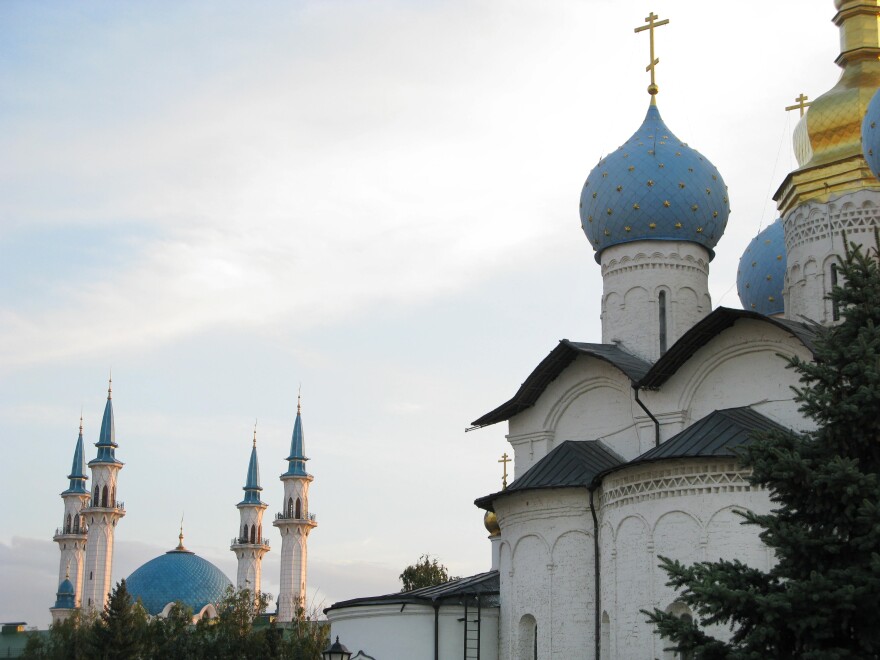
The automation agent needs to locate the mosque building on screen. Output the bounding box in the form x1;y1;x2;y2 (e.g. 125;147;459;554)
49;387;316;624
325;2;880;658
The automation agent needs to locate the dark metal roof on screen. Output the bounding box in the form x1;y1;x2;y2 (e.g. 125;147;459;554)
475;440;625;510
594;407;792;485
324;570;499;613
470;341;652;429
637;307;818;389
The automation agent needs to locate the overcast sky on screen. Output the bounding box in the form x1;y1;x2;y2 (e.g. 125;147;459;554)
1;0;841;627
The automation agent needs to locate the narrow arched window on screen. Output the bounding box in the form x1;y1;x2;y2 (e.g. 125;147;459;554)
831;263;840;321
295;498;302;519
250;526;256;544
287;497;293;517
94;485;100;505
73;516;80;533
65;514;71;533
101;485;108;508
659;290;668;355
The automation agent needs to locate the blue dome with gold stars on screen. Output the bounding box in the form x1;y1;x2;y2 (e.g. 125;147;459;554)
580;103;730;263
126;544;232;616
736;219;785;316
861;88;880;180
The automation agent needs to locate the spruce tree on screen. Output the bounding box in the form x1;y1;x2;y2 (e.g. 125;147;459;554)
645;244;880;659
88;579;148;659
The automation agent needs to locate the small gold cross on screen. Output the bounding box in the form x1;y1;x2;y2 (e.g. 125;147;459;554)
498;452;511;489
635;12;670;97
785;93;811;117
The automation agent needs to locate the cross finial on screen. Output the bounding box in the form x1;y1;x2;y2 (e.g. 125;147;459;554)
498;452;511;489
785;93;812;117
107;370;112;400
634;11;670;101
253;419;258;448
297;384;302;415
79;410;83;434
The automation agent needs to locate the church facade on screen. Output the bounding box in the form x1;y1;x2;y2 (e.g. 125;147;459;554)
326;2;880;658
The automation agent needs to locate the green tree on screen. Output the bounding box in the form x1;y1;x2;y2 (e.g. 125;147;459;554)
88;580;148;659
399;554;452;592
644;244;880;658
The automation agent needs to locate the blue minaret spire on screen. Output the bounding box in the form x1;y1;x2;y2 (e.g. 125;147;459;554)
283;394;309;477
90;377;121;466
63;416;89;495
241;424;265;505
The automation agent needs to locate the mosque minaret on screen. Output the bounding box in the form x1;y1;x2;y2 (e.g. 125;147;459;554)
273;394;317;622
230;426;270;598
51;417;90;620
81;379;125;612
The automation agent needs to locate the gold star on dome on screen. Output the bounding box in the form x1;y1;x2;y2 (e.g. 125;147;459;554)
633;203;640;210
628;166;635;172
647;180;654;186
649;222;656;229
617;185;623;192
679;182;685;189
663;200;671;207
675;222;682;228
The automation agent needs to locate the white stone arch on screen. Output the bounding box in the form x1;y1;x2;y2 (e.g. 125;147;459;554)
511;533;550;562
543;375;627;432
677;339;804;413
651;508;703;540
615;512;652;542
516;613;537;660
600;519;615;545
705;504;747;529
624;285;649;310
549;528;592;559
197;603;218;621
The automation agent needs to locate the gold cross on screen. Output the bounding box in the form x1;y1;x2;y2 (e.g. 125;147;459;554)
634;12;669;97
498;452;511;489
785;93;811;117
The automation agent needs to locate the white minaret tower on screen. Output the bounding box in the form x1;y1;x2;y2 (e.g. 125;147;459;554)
231;425;270;598
81;379;125;611
51;416;90;614
273;394;317;622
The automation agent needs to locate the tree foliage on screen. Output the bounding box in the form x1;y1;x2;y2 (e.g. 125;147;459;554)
399;553;452;592
644;244;880;658
23;582;328;660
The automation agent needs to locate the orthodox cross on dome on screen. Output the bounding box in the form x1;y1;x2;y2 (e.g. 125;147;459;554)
634;11;669;99
498;452;511;490
785;93;812;117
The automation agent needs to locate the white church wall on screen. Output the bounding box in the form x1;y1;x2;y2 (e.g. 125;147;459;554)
640;318;814;437
599;458;771;659
507;357;640;476
327;602;499;660
495;488;595;659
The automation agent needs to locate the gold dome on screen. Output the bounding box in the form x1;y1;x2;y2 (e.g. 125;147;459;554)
775;0;880;216
483;510;500;537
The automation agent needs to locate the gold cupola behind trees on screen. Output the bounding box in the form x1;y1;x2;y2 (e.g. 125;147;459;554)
775;0;880;216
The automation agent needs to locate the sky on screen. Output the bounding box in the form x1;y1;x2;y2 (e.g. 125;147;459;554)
0;0;842;628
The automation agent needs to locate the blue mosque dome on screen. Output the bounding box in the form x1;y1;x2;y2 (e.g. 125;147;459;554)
736;219;785;316
580;103;730;262
126;535;232;616
861;87;880;180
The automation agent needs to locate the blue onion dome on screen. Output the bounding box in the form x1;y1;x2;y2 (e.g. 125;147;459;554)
126;538;232;616
580;103;730;263
53;578;76;609
736;219;785;316
861;87;880;180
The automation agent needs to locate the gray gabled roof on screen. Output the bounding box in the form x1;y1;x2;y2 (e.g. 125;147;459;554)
324;571;499;613
470;341;651;429
475;440;624;511
594;406;793;483
637;307;818;389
